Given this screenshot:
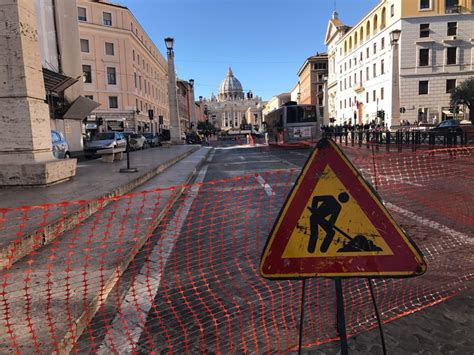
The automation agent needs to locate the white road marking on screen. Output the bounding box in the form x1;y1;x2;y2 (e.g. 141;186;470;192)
212;182;294;193
386;202;473;244
97;165;209;354
207;149;216;162
360;168;424;187
238;155;245;161
255;174;275;196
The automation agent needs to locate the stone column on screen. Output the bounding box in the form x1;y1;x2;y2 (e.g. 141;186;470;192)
0;0;76;186
166;50;182;143
391;40;401;127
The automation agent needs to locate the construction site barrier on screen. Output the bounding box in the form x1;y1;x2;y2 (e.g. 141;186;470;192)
0;145;472;353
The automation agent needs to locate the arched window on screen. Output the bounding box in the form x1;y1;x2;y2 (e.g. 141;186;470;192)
360;27;364;43
381;7;386;29
344;40;347;54
366;21;371;38
354;32;358;46
349;37;352;51
373;15;378;32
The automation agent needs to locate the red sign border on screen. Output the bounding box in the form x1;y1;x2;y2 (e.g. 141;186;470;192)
259;139;427;279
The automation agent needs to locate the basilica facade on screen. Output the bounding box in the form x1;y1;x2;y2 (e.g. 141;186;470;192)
204;68;265;130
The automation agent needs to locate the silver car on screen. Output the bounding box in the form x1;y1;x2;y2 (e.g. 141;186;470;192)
51;130;71;159
84;132;126;158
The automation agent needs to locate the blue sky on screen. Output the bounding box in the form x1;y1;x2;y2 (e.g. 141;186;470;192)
118;0;379;100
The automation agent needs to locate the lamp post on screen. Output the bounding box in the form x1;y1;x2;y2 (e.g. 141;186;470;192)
165;37;182;143
189;79;197;131
390;29;401;128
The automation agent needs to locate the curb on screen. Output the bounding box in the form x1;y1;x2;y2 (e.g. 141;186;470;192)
58;148;212;354
0;148;199;270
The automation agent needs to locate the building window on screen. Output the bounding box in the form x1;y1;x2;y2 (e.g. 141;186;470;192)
360;70;363;84
373;43;377;54
366;67;369;80
105;42;114;56
137;54;140;64
419;81;429;95
340;101;342;109
419;48;430;66
420;24;430;38
366;47;370;59
366;92;369;103
349;76;352;87
82;65;92;83
344;78;347;90
80;39;89;53
109;96;118;109
360;52;363;62
373;90;376;102
391;4;395;17
85;95;94;101
381;59;385;74
447;22;457;36
132;49;135;61
134;72;137;88
419;0;431;10
78;7;87;21
107;67;117;85
381;37;385;50
447;47;457;64
103;12;112;26
381;87;384;100
373;63;377;77
446;79;456;93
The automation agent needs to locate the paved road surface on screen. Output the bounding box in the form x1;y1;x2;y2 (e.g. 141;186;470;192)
78;144;473;354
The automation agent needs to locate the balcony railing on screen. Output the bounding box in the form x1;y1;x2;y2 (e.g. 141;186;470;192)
446;5;462;13
354;83;365;93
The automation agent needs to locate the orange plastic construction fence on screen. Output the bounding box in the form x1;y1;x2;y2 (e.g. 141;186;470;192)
0;145;472;353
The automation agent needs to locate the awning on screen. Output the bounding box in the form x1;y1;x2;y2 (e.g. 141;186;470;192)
62;96;101;120
42;68;79;93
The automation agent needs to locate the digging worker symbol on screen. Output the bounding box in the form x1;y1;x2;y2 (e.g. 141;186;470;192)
307;192;349;254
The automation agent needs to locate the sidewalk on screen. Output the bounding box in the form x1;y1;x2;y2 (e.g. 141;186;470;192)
0;145;199;269
0;147;211;353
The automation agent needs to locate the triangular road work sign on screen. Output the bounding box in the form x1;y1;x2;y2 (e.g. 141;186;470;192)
260;139;426;279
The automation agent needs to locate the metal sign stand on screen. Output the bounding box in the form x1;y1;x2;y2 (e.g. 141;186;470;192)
368;280;387;354
120;135;138;173
335;278;349;355
298;279;307;355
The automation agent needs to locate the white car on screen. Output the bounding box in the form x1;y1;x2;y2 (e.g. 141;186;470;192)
128;134;147;150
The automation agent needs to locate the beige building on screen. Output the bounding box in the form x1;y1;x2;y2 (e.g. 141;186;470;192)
177;79;195;132
296;53;329;123
325;0;473;127
36;0;99;154
262;93;291;119
77;0;169;135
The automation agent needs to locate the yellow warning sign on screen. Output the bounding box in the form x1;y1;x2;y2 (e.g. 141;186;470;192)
282;166;393;258
259;139;427;279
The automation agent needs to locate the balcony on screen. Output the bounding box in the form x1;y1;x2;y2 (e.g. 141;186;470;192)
445;5;462;14
354;83;365;93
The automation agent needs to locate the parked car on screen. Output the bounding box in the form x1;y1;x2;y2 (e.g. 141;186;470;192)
185;132;202;144
128;133;147;150
51;130;71;159
143;133;161;147
429;119;463;133
84;132;126;158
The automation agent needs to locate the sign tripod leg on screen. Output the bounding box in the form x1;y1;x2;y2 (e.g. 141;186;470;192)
335;278;349;355
298;278;307;355
368;278;387;355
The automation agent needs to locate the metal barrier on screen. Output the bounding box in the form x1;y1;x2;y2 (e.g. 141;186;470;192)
0;146;473;353
324;130;469;151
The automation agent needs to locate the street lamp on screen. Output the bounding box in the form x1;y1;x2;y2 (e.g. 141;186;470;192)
390;29;402;127
189;79;197;131
390;29;401;45
164;37;174;52
164;37;182;143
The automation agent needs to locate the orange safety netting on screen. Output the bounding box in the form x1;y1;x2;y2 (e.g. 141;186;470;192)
0;145;472;353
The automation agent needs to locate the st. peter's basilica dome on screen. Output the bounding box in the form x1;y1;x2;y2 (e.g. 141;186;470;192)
218;67;244;101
